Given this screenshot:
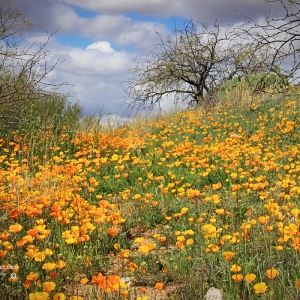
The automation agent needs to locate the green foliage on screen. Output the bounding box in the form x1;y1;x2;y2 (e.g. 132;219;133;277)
219;68;290;99
0;70;83;139
0;0;80;140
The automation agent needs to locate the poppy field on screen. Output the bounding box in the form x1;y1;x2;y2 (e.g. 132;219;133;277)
0;95;300;299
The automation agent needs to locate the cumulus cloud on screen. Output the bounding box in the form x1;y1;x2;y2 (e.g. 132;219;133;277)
76;14;168;50
63;46;130;76
86;41;115;53
28;37;135;115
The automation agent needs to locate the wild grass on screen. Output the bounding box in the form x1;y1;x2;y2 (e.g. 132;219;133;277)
0;90;300;300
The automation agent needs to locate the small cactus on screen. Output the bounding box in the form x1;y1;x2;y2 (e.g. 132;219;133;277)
218;66;289;98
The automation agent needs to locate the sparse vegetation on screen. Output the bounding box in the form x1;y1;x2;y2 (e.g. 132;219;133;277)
0;0;82;138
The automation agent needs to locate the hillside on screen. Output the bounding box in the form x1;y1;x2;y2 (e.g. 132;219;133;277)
0;95;300;299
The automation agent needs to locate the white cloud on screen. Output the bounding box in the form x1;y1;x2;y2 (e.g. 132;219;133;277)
24;36;135;115
76;15;168;50
86;41;115;53
115;21;167;48
49;41;132;76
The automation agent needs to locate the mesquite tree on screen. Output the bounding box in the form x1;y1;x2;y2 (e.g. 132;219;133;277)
123;20;272;112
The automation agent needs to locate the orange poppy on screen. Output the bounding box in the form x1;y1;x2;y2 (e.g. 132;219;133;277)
43;281;56;292
154;282;164;291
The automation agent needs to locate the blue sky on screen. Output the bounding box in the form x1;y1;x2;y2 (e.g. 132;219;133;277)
10;0;283;122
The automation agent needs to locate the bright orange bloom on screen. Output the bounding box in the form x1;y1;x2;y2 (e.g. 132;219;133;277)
49;272;57;279
26;246;39;258
16;235;34;246
34;252;46;262
215;208;225;215
253;282;268;294
79;277;89;284
51;204;62;212
230;264;241;273
119;249;130;258
265;268;279;279
95;274;121;293
186;238;194;246
181;207;188;214
275;245;283;251
232;274;243;282
107;227;118;236
0;250;7;258
65;237;76;244
231;184;241;192
212;182;222;190
296;279;300;290
184;230;194;236
121;290;129;297
23;280;31;289
42;263;56;271
258;216;269;225
43;281;56;292
223;251;234;261
245;274;256;283
91;272;105;285
55;260;67;269
43;248;53;256
176;237;185;250
231;173;238;180
0;230;9;240
138;242;156;254
27;228;39;236
211;195;220;204
29;292;49;300
53;293;66;300
154;282;164;291
26;272;39;281
9;223;22;233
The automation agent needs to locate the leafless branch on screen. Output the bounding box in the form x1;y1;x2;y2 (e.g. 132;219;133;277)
235;0;300;85
122;19;272;112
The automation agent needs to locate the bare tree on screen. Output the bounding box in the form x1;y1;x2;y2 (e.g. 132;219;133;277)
123;20;272;112
237;0;300;87
0;0;67;134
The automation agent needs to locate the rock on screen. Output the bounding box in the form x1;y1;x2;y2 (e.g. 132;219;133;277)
120;277;131;287
204;287;222;300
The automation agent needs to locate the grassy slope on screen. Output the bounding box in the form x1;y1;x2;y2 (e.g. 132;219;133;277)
0;94;300;299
